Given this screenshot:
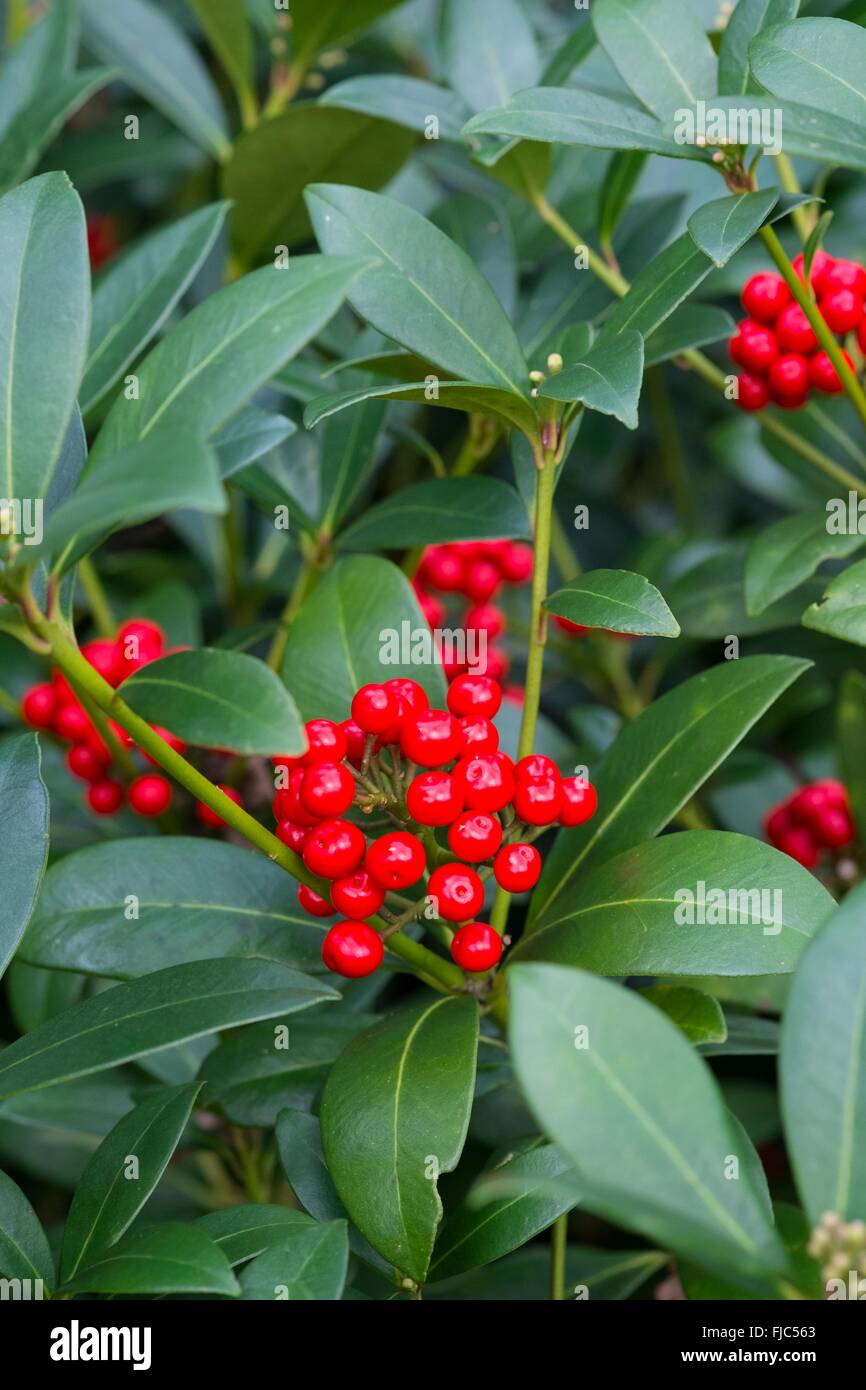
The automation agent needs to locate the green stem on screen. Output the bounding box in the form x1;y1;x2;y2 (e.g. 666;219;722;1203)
0;684;21;720
772;153;815;243
266;547;319;672
77;556;115;638
644;366;697;530
550;1213;568;1300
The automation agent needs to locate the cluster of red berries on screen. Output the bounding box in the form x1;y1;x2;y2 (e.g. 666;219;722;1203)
412;539;533;682
270;672;597;979
764;778;855;868
732;253;866;412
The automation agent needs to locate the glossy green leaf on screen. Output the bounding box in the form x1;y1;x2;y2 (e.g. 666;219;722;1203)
513;830;833;976
338;478;530;551
317;397;386;533
592;0;718;119
92;255;372;460
0;173;88;506
305;185;529;396
289;0;406;65
239;1220;348;1300
529;655;809;928
688;189;779;268
441;0;540;114
837;671;866;845
644;304;736;365
664;96;866;172
196;1205;315;1266
320;996;479;1282
544;569;678;637
745;509;865;616
61;1222;239;1296
667;544;816;638
510;965;788;1281
0;70;111;197
463;87;700;160
22;838;329;979
431;192;517;321
641;985;727;1046
217;406;297;479
61;1082;202;1282
597;233;714;344
304;380;539;438
540;332;644;429
0;3;78;135
427;1243;666;1301
0;959;337;1101
802;558;866;646
718;0;799;96
79;0;230;159
281;555;447;721
751;17;866;128
599;150;648;250
781;883;866;1223
0;1167;53;1288
0;735;48;981
81;202;229;414
321;76;470;142
188;0;254;121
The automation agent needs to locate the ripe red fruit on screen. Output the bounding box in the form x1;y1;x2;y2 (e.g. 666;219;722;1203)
66;743;108;783
400;708;464;767
792;249;834;294
55;701;92;742
459;715;499;754
498;542;533;584
407;770;464;826
769;353;810;401
128;774;172;817
455;752;515;813
764;805;792;846
420;545;465;592
300;761;355;818
117;618;164;673
484;647;510;682
821;258;866;297
450;922;503;973
427;863;484;922
464;558;501;603
322;921;383;978
275;767;320;827
736;372;771;411
820;287;864;334
330;870;385;919
560;776;599;827
81;639;124;686
513;774;563;826
809;349;855;395
464;603;505;639
298;884;334;918
87;778;124;815
447;810;503;863
303;818;366;880
493;842;542;892
339;718;366;768
729;320;778;373
741;272;790;324
365;830;426;889
447;672;502;720
384;677;429;723
858;318;866;355
515;754;558;782
553;614;589;637
416;586;446;629
778;826;819;869
351;683;399;736
21;683;56;729
87;213;120;269
197;785;242;828
775;302;818;354
275;820;309;852
301;718;348;766
814;808;855;850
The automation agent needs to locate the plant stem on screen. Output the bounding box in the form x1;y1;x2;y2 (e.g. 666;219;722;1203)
266;547;319;673
0;684;21;719
77;556;115;638
550;1213;568;1300
531;191;629;297
644;367;697;530
772;153;815;243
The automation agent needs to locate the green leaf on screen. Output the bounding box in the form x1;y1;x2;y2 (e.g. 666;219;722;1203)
239;1220;349;1300
802;558;866;646
0;1167;53;1288
664;96;866;173
599;150;648;250
22;838;330;979
441;0;540;114
0;173;88;507
188;0;254;122
320;996;479;1283
509;965;788;1282
837;670;866;845
751;17;866;128
81;202;229;415
540;332;644;429
0;735;48;981
431;192;518;321
513;831;834;976
0;959;337;1101
529;655;810;928
463;87;700;160
305;185;529;397
61;1082;202;1282
781;883;866;1224
321;76;471;142
79;0;230;159
60;1222;239;1296
688;189;779;268
91;255;372;459
644;303;736;366
289;0;406;66
304;380;539;438
281;555;447;721
317;397;386;534
0;3;77;135
427;1243;666;1301
592;0;718;119
745;510;866;616
223;105;415;259
337;478;531;551
429;1143;575;1282
667;544;816;638
196;1205;315;1265
0;70;111;197
596;232;714;344
544;569;679;637
118;648;304;757
641;985;727;1046
718;0;799;96
217;406;297;479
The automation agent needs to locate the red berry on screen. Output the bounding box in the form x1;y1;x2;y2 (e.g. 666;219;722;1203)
792;250;834;294
858;319;866;355
407;770;464;826
21;683;56;729
415;586;445;629
764;805;792;846
420;545;465;592
275;768;320;827
400;708;464;767
498;542;533;584
814;807;855;850
339;718;366;768
736;372;771;411
87;213;120;269
321;921;383;978
427;863;484;922
275;820;309;852
459;715;499;755
298;883;335;918
300;761;355;818
455;752;515;813
351;684;399;736
197;785;242;828
117;618;164;674
730;320;778;373
741;272;790;324
447;673;502;720
515;754;558;782
493;842;542;892
55;701;92;743
436;645;466;682
66;742;108;783
810;349;855;395
821;258;866;297
81;639;124;686
560;776;598;827
128;774;173;817
769;353;810;401
778;826;819;868
301;718;348;766
87;778;124;815
484;647;510;683
775;303;818;354
303;818;366;880
450;922;502;973
820;287;864;335
365;830;426;889
464;603;505;639
384;677;429;724
447;810;503;863
330;870;385;920
553;614;589;636
513;774;563;826
463;559;501;603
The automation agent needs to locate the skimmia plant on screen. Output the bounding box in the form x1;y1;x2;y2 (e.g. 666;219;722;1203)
1;0;866;1310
